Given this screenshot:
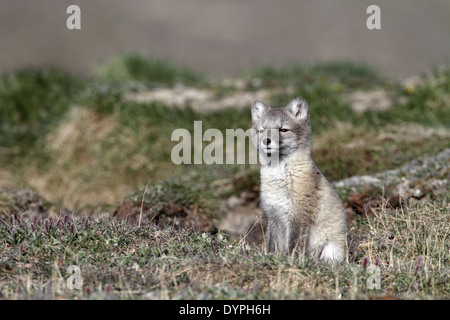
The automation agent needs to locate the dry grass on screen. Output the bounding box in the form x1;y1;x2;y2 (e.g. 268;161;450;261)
0;198;448;300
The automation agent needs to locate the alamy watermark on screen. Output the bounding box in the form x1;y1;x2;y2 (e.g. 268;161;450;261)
366;5;381;30
351;259;382;290
171;121;280;166
366;265;381;290
65;4;381;33
66;265;82;290
0;264;82;299
66;5;81;30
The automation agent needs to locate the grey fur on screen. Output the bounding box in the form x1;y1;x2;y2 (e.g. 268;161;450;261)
251;97;347;263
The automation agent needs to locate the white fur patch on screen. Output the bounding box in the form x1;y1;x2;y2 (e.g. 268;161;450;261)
298;105;308;120
260;164;292;252
287;97;309;120
260;162;286;179
260;165;291;217
320;242;344;263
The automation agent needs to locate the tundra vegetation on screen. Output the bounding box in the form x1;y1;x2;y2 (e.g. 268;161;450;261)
0;54;448;299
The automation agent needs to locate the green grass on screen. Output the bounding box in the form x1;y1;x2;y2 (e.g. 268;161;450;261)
0;69;82;149
365;66;450;128
0;54;206;149
94;53;206;86
115;174;221;226
244;60;388;90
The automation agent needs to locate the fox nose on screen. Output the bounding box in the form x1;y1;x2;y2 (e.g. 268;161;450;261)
262;138;271;146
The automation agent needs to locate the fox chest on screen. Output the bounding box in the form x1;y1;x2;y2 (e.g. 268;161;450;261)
260;167;296;217
260;187;292;218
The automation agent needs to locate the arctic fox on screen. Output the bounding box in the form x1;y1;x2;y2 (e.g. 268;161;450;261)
251;97;347;263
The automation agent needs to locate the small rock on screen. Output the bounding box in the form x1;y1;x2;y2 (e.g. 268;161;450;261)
334;175;381;189
347;89;392;113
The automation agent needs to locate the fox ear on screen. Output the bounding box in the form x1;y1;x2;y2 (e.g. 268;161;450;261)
287;97;309;121
251;101;270;123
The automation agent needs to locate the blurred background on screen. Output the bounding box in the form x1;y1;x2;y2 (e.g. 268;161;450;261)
1;0;449;78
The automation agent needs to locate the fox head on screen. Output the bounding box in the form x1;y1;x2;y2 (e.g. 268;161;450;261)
251;97;311;162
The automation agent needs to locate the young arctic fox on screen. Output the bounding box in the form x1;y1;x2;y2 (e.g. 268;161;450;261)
251;97;347;263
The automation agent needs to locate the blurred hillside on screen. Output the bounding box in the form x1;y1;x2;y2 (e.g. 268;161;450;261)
0;57;448;300
0;55;448;211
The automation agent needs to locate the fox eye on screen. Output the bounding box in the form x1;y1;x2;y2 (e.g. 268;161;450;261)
279;128;289;132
